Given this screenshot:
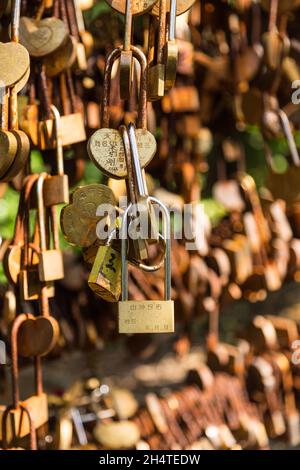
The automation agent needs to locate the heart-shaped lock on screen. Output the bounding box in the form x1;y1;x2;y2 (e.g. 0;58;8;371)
0;42;29;88
19;17;68;58
151;0;196;17
3;245;21;285
44;35;77;77
61;205;101;247
17;314;59;357
61;184;116;247
88;128;156;179
1;130;30;182
106;0;156;15
71;184;116;219
0;131;18;179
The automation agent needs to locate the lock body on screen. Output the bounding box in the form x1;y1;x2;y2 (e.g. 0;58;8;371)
0;393;48;443
120;50;133;100
38;113;86;150
164;42;178;91
118;299;174;333
118;196;174;334
39;249;64;282
20;268;55;300
88;245;121;302
148;63;165;101
43;174;69;206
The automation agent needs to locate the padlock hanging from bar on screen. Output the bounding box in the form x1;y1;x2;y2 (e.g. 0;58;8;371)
118;196;174;334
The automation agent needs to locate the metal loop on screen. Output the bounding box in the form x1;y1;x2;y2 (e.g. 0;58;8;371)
51;104;64;175
37;173;48;252
121;197;171;301
101;46;147;129
278;109;300;167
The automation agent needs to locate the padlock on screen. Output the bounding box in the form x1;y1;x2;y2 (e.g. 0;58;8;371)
20;246;55;301
4;0;31;181
147;0;167;100
3;178;28;285
121;124;149;261
127;123;160;245
37;173;64;282
0;92;18;181
36;66;86;150
164;0;178;91
1;83;30;183
88;230;122;302
118;196;174;333
43;105;69;206
119;0;133;100
0;314;48;446
16;175;55;301
17;283;59;358
105;0;156;15
88;45;156;179
0;0;30;184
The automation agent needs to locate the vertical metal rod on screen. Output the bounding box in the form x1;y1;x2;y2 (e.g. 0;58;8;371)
124;0;132;51
169;0;177;41
11;0;21;42
128;123;146;196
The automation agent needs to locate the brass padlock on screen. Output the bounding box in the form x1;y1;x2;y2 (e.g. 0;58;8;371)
17;175;55;301
164;0;178;91
118;197;174;333
147;0;167;101
37;173;64;282
119;0;133;100
43;105;69;206
88;230;122;302
35;67;86;150
0;314;48;447
88;46;156;179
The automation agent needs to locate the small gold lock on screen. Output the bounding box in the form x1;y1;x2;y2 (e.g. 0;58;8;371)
88;230;121;302
147;63;165;101
37;174;64;282
118;197;174;334
42;105;69;207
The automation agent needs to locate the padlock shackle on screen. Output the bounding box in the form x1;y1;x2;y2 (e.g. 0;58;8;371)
37;173;48;252
168;0;177;42
121;197;171;301
101;46;147;129
157;0;167;64
128;122;147;196
277;109;300;167
124;0;133;51
10;313;44;411
1;402;37;450
22;174;40;269
12;174;39;246
11;0;21;43
268;0;279;32
120;124;137;203
51;104;65;175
